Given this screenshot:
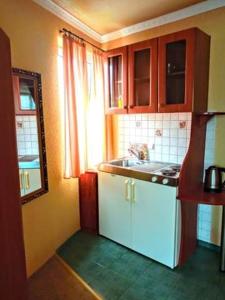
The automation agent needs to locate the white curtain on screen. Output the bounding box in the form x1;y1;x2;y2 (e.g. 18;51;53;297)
86;49;106;169
63;35;88;178
62;35;105;177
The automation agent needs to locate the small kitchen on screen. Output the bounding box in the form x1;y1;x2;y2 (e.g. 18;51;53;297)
74;26;225;299
1;1;225;300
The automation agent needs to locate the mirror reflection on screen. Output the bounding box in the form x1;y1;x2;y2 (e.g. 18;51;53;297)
12;68;48;203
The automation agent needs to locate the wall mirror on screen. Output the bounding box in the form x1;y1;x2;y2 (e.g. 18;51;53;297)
12;68;48;204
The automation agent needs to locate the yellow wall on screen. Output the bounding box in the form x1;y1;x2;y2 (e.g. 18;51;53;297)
103;7;225;245
0;0;100;277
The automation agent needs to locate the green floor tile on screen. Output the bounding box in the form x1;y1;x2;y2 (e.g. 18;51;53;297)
57;230;225;300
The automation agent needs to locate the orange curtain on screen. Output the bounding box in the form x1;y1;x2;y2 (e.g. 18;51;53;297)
63;35;88;178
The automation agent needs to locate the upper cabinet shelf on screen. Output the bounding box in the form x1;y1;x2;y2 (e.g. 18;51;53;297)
158;28;210;113
128;39;157;114
104;28;210;114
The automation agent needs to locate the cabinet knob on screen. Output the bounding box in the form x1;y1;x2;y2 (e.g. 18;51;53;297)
162;178;169;185
151;176;158;183
129;105;134;109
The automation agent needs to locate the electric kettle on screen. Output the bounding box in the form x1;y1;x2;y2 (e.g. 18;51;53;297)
204;166;225;192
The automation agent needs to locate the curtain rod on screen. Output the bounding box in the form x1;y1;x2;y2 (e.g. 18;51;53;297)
59;28;105;52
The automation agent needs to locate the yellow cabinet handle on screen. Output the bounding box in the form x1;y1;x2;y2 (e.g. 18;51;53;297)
131;180;135;202
20;173;24;189
125;179;130;201
24;171;30;190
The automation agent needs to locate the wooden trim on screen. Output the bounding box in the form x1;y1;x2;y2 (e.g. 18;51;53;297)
55;255;102;300
128;38;158;113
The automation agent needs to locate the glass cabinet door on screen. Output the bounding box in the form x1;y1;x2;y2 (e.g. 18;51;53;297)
166;40;186;105
105;47;127;114
128;39;157;113
158;29;195;112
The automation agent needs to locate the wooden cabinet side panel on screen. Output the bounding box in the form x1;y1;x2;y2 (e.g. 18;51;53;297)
178;114;207;265
0;28;27;300
79;172;98;234
193;30;210;113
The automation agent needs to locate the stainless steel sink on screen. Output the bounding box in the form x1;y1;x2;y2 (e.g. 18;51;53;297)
131;162;169;172
107;159;168;172
108;159;144;168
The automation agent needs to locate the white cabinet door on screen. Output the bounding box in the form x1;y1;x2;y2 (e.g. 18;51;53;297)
132;179;178;268
20;169;42;197
98;172;132;248
24;169;42;195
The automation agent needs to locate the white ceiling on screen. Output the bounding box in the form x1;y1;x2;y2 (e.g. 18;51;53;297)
51;0;204;34
33;0;225;42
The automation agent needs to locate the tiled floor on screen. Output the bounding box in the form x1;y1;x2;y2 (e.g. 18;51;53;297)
57;231;225;300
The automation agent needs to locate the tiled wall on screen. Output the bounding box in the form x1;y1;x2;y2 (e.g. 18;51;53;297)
117;113;220;246
197;118;222;246
118;112;191;164
15;115;39;156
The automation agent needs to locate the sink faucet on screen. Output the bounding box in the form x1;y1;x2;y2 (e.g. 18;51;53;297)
128;144;149;161
128;147;140;160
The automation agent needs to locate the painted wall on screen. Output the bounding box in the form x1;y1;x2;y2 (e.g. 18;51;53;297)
0;0;100;277
102;7;225;246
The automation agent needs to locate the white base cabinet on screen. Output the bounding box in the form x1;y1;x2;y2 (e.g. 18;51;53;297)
98;171;181;268
98;173;132;248
19;168;42;197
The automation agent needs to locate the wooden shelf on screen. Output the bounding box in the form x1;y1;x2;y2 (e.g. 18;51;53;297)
179;183;225;206
196;111;225;125
198;112;225;116
167;71;185;76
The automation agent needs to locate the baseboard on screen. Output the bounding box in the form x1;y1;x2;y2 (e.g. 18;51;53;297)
197;239;220;253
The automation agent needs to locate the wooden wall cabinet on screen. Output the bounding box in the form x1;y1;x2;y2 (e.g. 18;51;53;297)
104;46;128;114
128;39;158;113
104;28;210;114
158;28;210;113
12;74;37;115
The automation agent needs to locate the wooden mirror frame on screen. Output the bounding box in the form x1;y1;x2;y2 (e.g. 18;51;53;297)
12;68;48;204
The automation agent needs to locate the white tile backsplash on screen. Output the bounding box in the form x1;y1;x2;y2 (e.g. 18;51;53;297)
16;115;39;156
118;113;191;164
